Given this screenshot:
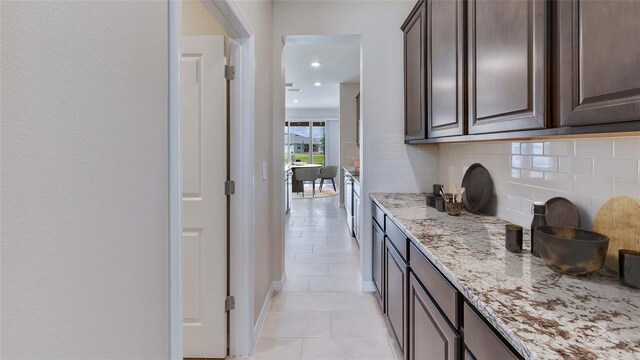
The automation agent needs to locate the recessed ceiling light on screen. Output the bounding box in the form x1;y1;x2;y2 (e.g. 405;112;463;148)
311;62;321;68
313;82;322;87
293;100;299;103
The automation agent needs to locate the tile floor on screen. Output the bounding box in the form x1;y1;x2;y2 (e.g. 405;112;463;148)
244;195;400;360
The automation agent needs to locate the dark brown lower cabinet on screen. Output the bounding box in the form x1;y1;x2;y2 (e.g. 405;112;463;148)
408;273;460;360
386;239;408;357
372;222;385;310
463;303;519;360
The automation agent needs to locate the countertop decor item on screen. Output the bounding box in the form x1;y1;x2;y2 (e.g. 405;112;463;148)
545;197;580;228
530;202;547;258
619;249;640;289
505;224;523;253
461;163;493;214
536;225;609;276
445;201;462;216
426;193;436;208
593;195;640;273
435;197;446;212
433;184;444;197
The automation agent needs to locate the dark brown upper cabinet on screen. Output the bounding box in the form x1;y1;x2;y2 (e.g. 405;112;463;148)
427;0;465;138
467;0;547;134
556;0;640;127
402;1;427;141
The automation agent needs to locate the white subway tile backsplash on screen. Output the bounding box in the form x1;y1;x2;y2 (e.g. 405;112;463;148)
558;157;593;176
574;175;613;198
544;172;574;193
532;156;558;172
521;142;544;155
520;170;545;187
613;137;640;159
575;138;613;158
544;140;574;156
593;158;638;181
511;155;532;169
437;136;640;229
613;180;640;198
532;186;559;202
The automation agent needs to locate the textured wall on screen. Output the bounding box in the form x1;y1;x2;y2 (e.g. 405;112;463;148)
438;136;640;229
1;1;169;357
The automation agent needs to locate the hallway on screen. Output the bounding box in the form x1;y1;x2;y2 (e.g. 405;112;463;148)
249;196;398;359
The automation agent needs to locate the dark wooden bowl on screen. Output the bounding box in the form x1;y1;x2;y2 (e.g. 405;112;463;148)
536;226;609;276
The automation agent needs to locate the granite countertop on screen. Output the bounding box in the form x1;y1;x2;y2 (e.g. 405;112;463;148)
370;193;640;360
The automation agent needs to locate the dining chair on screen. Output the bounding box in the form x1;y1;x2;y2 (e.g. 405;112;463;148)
318;166;338;192
295;167;321;197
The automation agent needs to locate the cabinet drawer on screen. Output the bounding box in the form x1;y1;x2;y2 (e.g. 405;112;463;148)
464;303;519;360
372;202;385;231
409;242;459;327
386;219;408;260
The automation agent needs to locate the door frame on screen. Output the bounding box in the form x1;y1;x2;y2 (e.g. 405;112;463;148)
168;1;256;358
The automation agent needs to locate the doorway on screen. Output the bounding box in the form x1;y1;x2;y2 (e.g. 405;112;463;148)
169;1;256;358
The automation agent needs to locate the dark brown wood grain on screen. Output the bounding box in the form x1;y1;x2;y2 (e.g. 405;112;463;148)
409;273;460;360
402;0;427;141
426;0;466;138
467;0;548;134
386;239;408;357
556;0;640;127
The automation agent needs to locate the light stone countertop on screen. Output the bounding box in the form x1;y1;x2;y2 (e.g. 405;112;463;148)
370;193;640;360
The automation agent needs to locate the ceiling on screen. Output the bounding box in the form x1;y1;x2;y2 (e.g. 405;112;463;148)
284;41;360;110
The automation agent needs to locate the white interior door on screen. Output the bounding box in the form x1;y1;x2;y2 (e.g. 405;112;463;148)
181;35;227;358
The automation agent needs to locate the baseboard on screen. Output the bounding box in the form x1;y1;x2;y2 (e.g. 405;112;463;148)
251;274;285;349
361;280;376;292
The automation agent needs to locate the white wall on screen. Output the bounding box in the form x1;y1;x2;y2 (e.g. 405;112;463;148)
235;0;278;326
273;0;436;284
1;1;169;358
438;136;640;230
339;82;360;201
325;119;340;172
182;0;226;36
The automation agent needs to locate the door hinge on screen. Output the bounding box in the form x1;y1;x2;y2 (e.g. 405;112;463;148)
225;65;235;80
225;296;235;311
225;180;236;195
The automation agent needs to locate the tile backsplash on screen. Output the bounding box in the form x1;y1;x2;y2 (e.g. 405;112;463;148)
437;136;640;229
369;135;438;193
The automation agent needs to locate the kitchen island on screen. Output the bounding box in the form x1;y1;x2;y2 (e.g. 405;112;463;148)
370;192;640;360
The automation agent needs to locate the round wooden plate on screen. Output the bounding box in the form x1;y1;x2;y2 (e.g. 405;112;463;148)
545;197;580;228
593;196;640;273
461;163;493;214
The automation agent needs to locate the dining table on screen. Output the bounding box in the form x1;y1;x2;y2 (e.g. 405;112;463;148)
289;163;322;193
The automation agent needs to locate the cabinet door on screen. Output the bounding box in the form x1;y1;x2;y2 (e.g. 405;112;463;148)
353;193;360;243
427;0;465;138
372;222;385;310
386;239;408;355
468;0;547;134
409;274;460;360
402;1;427;141
557;0;640;127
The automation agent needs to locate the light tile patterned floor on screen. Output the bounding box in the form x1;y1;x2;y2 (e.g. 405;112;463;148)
244;195;401;360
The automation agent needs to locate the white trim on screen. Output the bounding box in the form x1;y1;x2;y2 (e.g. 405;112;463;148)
251;278;284;351
202;0;254;39
169;0;256;358
361;281;377;292
168;1;182;359
228;35;256;357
